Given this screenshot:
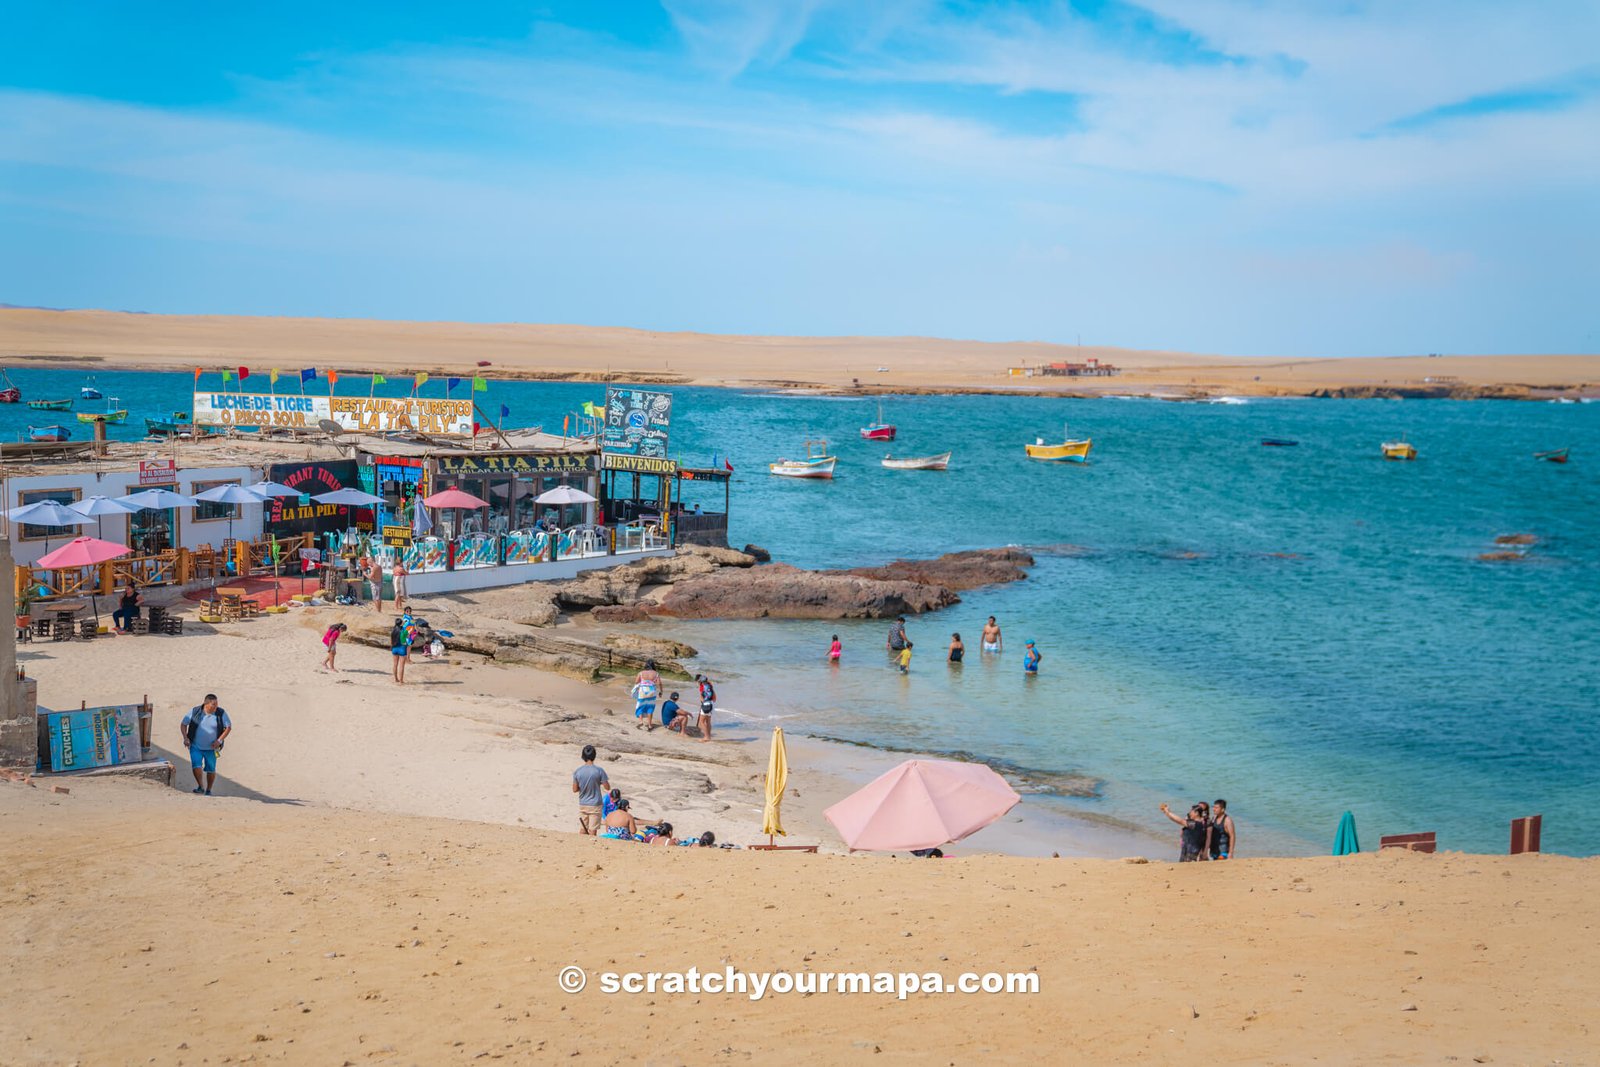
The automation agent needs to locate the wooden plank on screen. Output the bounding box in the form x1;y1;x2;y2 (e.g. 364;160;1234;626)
1379;832;1437;853
1510;815;1542;855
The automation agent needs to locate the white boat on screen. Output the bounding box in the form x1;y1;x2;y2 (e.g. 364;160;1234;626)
770;438;836;479
882;452;952;471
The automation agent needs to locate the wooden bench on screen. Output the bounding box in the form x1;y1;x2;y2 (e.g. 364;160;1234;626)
1510;815;1542;855
747;845;820;853
1379;831;1436;853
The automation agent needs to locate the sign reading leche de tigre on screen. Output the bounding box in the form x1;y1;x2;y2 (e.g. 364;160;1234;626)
192;392;474;435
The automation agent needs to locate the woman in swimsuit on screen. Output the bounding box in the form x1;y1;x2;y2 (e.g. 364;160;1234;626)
948;633;964;663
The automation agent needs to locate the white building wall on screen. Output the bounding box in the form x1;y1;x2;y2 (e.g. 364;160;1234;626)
2;466;266;567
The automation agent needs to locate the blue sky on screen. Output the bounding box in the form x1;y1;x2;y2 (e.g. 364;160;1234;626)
1;1;1596;357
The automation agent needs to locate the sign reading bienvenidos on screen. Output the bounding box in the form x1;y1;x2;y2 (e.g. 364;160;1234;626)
601;454;677;475
435;454;595;474
601;387;672;461
192;392;474;435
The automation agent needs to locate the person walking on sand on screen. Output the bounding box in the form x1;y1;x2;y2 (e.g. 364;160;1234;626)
1160;802;1212;862
389;615;411;684
982;616;1002;654
897;640;913;674
948;632;965;663
1210;799;1237;860
828;634;842;663
887;616;907;653
572;744;609;836
367;556;385;612
694;673;717;742
391;555;408;611
1023;639;1041;675
322;622;347;672
181;694;232;796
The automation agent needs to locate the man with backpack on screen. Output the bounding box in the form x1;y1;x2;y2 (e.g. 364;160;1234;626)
181;694;232;796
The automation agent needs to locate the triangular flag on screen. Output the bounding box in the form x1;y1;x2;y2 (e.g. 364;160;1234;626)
446;377;462;394
192;367;201;383
328;371;340;386
725;458;734;472
414;372;430;390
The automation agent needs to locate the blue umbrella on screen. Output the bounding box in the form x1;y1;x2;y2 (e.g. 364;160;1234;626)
313;488;385;506
193;484;266;584
1333;811;1361;856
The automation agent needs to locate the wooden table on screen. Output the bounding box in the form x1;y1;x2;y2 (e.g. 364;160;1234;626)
217;586;247;621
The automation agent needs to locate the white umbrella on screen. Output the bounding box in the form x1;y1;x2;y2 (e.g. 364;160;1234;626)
534;485;597;505
6;501;95;551
68;494;139;539
312;488;385;506
193;484;266;582
247;480;302;498
117;488;198;510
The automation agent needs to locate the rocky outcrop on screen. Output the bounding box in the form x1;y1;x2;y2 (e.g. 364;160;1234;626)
651;562;960;620
742;543;771;562
343;620;694;681
834;547;1033;591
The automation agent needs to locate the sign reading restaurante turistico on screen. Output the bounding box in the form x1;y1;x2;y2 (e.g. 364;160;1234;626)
192;392;474;435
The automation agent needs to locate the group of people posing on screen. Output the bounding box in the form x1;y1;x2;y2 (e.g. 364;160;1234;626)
1159;799;1239;861
854;614;1040;675
629;660;717;742
571;744;718;847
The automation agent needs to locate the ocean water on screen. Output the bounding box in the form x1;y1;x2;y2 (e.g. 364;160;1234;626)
5;368;1597;855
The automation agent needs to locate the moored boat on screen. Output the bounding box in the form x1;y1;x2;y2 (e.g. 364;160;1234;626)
27;425;71;442
0;369;20;403
882;452;952;471
81;377;103;400
1260;438;1299;447
27;398;72;411
770;438;837;479
1534;447;1570;464
146;411;193;437
76;396;128;424
860;400;896;441
1025;425;1092;462
1381;438;1417;461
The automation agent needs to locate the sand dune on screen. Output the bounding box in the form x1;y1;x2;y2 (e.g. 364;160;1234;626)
4;307;1595;395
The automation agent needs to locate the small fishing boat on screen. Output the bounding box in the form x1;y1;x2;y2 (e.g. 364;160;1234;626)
882;452;952;471
80;377;103;400
76;396;128;424
1534;447;1570;464
0;369;20;404
770;439;837;479
860;400;896;441
27;425;71;442
1381;438;1417;461
1025;425;1092;462
145;411;193;437
27;398;72;411
1260;438;1299;447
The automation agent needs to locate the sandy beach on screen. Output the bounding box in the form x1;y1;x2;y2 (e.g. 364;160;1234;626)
3;307;1597;398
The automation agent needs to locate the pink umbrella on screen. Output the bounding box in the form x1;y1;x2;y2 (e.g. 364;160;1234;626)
36;536;132;625
422;487;489;543
823;759;1021;852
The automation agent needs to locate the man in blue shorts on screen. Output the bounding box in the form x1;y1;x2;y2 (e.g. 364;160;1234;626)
181;694;232;796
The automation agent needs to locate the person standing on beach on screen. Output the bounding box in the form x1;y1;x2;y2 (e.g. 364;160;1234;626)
181;694;232;796
1210;799;1237;860
572;745;609;835
887;616;907;653
1160;802;1212;861
632;660;661;730
948;633;965;663
322;622;347;672
982;616;1002;654
694;673;717;742
391;556;408;612
1023;639;1041;675
367;556;384;613
828;634;842;663
389;616;411;684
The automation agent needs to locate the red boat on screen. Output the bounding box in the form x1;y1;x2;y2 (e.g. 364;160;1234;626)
1535;447;1570;464
0;369;19;403
859;400;895;441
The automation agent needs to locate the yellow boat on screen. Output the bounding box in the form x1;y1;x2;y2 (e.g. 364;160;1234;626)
1381;438;1417;461
1025;425;1092;462
77;395;128;424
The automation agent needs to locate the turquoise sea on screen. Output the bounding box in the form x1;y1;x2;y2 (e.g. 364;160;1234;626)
5;368;1598;855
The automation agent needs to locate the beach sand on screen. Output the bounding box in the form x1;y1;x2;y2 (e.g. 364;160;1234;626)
3;307;1597;396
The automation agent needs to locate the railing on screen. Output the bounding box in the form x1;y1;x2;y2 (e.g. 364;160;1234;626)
110;553;180;590
674;511;727;538
13;533;315;604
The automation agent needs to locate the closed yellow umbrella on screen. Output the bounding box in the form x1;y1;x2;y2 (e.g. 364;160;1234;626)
762;727;788;843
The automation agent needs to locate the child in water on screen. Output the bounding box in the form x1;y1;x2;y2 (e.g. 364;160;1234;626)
828;634;842;662
898;640;913;674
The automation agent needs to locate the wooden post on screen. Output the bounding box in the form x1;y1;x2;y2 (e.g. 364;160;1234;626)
1510;815;1542;855
177;548;192;585
99;560;114;596
234;540;249;578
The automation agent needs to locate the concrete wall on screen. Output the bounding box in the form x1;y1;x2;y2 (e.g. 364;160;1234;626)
403;547;674;596
1;466;264;566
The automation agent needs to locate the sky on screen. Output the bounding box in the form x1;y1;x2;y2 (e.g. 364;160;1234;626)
1;1;1597;357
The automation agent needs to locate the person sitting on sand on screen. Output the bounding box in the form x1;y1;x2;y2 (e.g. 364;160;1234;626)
982;616;1002;654
602;787;623;818
322;622;347;672
640;821;676;845
1160;802;1212;862
1210;799;1237;860
112;584;141;633
599;798;640;840
948;632;964;663
676;831;716;848
660;692;683;732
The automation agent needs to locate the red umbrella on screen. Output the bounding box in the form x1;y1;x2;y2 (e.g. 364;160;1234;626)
36;536;132;625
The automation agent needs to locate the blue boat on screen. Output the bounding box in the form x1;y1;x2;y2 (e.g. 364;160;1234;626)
28;424;72;442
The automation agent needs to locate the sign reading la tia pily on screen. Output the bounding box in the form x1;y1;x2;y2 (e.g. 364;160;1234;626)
192;392;474;436
435;453;594;474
